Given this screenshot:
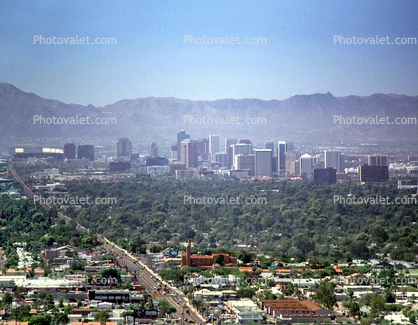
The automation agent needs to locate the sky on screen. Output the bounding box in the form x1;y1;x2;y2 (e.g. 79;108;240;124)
1;0;418;106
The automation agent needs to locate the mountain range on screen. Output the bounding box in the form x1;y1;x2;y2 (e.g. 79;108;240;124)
1;82;418;153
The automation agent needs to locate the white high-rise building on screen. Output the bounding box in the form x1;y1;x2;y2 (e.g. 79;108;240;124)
300;154;313;176
255;149;272;177
325;150;344;173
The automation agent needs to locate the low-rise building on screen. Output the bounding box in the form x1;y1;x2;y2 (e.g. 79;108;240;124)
261;299;331;323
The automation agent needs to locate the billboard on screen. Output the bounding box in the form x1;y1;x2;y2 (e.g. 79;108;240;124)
134;309;158;318
163;250;178;257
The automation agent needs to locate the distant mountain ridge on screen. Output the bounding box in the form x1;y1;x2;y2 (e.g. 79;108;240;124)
1;83;418;153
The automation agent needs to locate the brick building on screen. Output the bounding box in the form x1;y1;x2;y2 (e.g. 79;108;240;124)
260;299;331;323
181;243;238;268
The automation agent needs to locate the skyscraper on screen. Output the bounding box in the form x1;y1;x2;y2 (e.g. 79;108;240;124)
170;144;178;161
117;138;132;160
368;155;388;166
150;142;158;157
209;135;220;160
225;138;238;169
181;139;199;168
255;149;272;177
225;138;238;151
236;139;253;152
236;154;255;176
197;138;209;160
64;143;75;160
284;150;300;175
277;141;288;172
177;130;190;161
265;141;275;156
325;150;345;173
78;145;94;161
227;146;234;170
300;154;313;176
232;142;253;169
215;152;228;168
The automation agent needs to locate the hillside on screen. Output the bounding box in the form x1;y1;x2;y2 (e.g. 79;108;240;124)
1;83;418;152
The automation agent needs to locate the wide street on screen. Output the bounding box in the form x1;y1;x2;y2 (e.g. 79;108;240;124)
101;237;206;324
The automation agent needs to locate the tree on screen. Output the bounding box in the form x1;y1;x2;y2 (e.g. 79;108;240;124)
312;280;337;311
369;294;385;319
236;287;256;298
29;315;52;325
215;255;225;266
56;312;69;325
94;310;110;324
350;302;360;318
100;268;121;283
284;283;295;296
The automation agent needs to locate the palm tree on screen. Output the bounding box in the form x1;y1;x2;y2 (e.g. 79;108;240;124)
348;290;354;310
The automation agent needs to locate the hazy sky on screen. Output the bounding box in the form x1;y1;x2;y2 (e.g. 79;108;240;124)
1;0;418;106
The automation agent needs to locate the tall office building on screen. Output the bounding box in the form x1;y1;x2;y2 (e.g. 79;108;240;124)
277;141;288;172
237;139;253;152
209;135;220;160
117;138;132;160
197;138;209;153
225;138;237;169
255;149;272;177
232;143;253;168
325;150;345;173
181;139;199;168
271;156;278;173
285;150;300;175
77;145;94;161
170;144;178;161
197;138;209;160
64;143;75;160
236;154;256;176
225;138;238;151
177;129;190;161
227;146;234;169
265;141;275;156
150;142;158;157
368;155;388;166
215;152;228;168
300;154;313;176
